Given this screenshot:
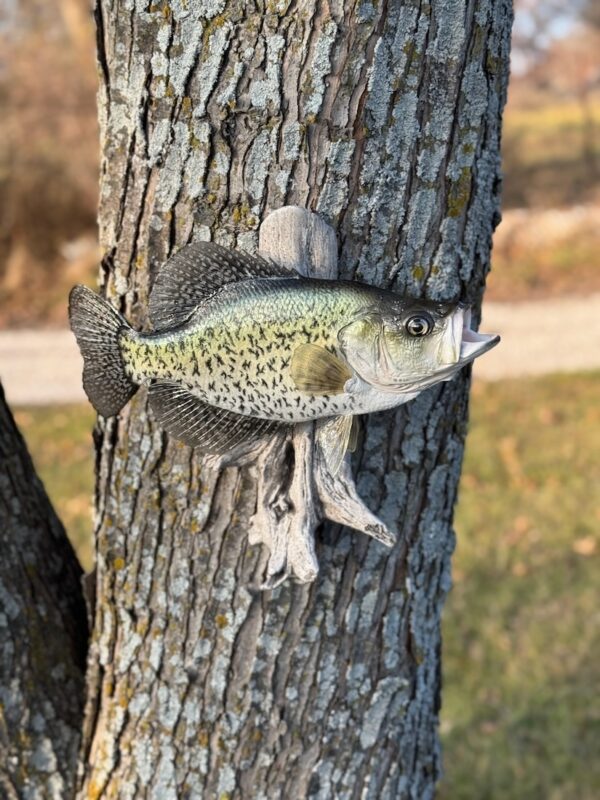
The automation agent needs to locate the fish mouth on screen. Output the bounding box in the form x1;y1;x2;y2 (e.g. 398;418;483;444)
457;308;500;366
432;307;499;382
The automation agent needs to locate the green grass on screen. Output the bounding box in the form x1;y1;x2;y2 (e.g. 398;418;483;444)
14;404;96;571
441;373;600;799
14;373;600;797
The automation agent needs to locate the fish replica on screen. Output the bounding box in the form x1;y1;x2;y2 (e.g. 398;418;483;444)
70;242;499;472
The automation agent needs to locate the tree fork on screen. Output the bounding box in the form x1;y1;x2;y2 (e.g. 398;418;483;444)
79;1;512;797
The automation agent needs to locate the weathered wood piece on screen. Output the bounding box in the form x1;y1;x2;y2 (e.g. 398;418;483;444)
244;206;395;587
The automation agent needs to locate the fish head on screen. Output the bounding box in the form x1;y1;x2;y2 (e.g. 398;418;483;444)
338;298;499;392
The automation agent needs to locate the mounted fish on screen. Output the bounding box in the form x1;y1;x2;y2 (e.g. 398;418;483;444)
69;241;499;474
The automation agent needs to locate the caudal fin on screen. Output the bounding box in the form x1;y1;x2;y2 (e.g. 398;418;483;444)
69;285;136;417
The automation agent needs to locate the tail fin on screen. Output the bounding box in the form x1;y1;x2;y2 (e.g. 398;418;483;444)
69;285;136;417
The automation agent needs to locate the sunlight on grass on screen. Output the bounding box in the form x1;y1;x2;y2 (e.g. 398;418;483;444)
505;102;600;152
14;404;96;571
440;373;600;800
14;373;600;797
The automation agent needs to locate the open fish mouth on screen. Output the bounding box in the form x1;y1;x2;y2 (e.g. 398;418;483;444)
398;306;499;388
364;306;500;394
457;308;500;365
430;306;499;383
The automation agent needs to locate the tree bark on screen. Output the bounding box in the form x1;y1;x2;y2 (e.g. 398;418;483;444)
0;384;88;799
81;1;512;797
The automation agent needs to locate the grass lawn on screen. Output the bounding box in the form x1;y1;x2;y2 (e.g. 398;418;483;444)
441;373;600;799
14;372;600;797
13;404;96;571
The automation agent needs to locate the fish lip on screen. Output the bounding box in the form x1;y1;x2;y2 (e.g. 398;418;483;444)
422;317;500;384
449;306;500;366
458;321;500;365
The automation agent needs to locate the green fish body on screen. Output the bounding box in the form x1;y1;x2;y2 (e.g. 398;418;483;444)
70;242;499;469
121;278;403;423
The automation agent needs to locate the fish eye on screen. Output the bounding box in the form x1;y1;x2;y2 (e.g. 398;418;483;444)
405;313;434;337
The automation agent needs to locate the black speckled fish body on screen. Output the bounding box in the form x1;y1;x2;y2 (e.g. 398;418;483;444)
120;277;380;423
69;241;499;467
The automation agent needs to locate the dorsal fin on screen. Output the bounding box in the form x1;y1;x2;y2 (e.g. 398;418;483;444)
148;381;286;452
149;242;293;331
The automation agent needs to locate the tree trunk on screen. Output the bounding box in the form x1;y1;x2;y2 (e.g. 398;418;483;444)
80;1;512;797
0;384;88;799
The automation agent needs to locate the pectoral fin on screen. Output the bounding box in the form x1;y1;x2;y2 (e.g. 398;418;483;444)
316;414;354;475
291;344;352;395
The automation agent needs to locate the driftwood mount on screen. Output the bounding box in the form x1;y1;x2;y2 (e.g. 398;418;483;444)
209;206;395;589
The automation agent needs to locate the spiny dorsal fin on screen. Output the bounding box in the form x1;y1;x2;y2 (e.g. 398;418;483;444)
316;415;354;475
148;381;286;452
290;344;352;395
149;242;293;331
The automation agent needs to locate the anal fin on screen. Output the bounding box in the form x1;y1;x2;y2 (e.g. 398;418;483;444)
148;381;284;453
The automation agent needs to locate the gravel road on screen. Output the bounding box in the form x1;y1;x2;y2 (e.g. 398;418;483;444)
1;294;599;405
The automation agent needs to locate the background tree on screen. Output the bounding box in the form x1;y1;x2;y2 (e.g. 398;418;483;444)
510;0;600;179
0;385;87;799
1;0;513;797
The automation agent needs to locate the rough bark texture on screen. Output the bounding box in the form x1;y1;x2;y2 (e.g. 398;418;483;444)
0;384;88;800
81;1;512;797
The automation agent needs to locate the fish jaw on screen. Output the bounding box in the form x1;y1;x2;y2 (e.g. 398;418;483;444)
437;306;499;368
457;308;500;366
435;308;499;383
343;374;422;414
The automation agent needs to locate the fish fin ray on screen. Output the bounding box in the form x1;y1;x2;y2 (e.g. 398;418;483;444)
316;415;354;475
148;381;285;451
348;415;360;453
69;285;136;417
290;344;352;395
149;242;292;331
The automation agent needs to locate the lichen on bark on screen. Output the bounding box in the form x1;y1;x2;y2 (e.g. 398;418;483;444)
78;1;513;797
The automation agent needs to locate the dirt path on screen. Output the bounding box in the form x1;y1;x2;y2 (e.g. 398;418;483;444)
1;294;599;405
0;330;85;406
473;293;600;380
